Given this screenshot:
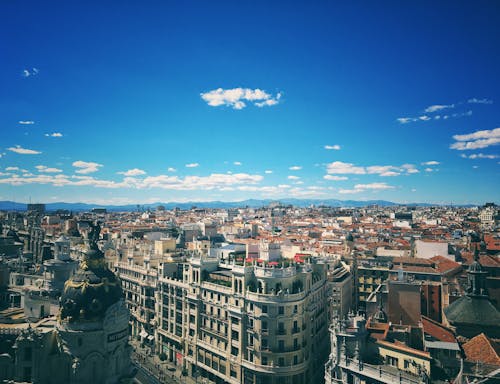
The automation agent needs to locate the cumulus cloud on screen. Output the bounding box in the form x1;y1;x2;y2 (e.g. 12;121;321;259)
45;132;63;137
460;153;499;159
18;121;34;125
167;167;177;172
424;104;454;113
326;161;366;175
450;127;500;150
468;98;493;104
35;165;63;173
7;145;41;155
287;175;300;180
233;161;242;166
324;144;341;150
289;166;302;171
22;68;39;77
264;170;273;174
117;168;146;176
72;160;103;174
339;182;395;194
422;161;440;165
185;163;199;168
5;167;19;171
326;161;419;177
200;88;282;109
323;175;348;181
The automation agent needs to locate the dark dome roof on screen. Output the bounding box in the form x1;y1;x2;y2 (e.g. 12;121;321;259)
59;247;122;323
444;295;500;327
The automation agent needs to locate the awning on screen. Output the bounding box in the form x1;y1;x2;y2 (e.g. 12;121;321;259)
139;330;148;338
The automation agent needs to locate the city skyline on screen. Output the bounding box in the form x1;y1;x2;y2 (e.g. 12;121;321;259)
1;1;499;205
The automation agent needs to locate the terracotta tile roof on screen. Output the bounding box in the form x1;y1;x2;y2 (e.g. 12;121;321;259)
484;235;500;252
463;333;500;366
430;255;462;274
421;316;457;343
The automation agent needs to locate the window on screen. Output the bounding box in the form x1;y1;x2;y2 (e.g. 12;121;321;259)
278;357;285;366
262;320;268;331
231;346;239;356
262;357;268;365
387;356;399;367
278;322;285;334
404;360;410;369
293;355;298;365
262;339;268;349
24;347;32;361
231;330;239;341
230;369;237;378
278;340;285;352
278;306;284;315
262;305;268;313
293;305;298;314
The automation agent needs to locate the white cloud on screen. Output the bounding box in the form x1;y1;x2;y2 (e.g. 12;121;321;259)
355;182;394;190
5;167;19;171
264;170;273;174
167;167;177;172
326;161;366;175
422;161;440;165
233;161;242;166
324;144;341;150
401;164;419;174
287;175;300;180
424;168;434;172
398;101;473;124
460;153;499;159
72;160;103;174
22;68;39;77
338;182;395;195
397;117;415;124
200;88;282;109
450;127;500;150
366;166;401;176
18;121;34;125
117;168;146;176
424;104;454;113
45;132;63;137
7;145;41;155
289;166;302;171
467;98;493;104
323;175;348;181
326;161;419;179
185;163;199;168
36;165;63;173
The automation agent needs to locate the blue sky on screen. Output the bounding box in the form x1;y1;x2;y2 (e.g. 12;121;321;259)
1;1;499;205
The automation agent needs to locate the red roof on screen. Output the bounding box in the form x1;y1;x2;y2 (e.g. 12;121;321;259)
430;255;462;274
421;316;457;343
463;333;500;366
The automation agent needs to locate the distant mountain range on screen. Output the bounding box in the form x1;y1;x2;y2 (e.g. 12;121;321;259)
0;199;461;212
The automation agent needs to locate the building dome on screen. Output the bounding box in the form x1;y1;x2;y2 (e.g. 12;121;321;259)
59;223;122;323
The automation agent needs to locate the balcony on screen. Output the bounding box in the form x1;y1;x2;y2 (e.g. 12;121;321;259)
241;358;308;375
